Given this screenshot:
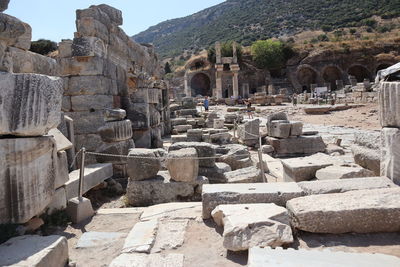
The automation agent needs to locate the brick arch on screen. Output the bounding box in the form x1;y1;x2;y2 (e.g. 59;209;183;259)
190;72;211;97
347;64;372;82
296;65;319;92
322;65;343;90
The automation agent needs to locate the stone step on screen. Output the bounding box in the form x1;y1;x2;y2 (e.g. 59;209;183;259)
0;235;68;267
65;163;113;200
202;182;304;219
248;247;400;267
287;188;400;234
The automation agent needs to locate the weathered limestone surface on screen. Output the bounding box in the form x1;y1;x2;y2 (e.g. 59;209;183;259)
0;235;69;267
55;151;69;189
126;172;208;206
0;72;63;136
110;253;184;267
166;148;199;182
152;219;189;252
238;119;259;146
248;247;400;267
315;166;375;180
8;47;58;76
282;153;334;182
63;76;118;96
287;188;400;234
0;137;57;224
202;183;304;219
269;120;291;138
210;132;232;145
47;187;67;214
127;149;161;181
381;127;400;185
0;0;9;12
298;176;397;195
379;82;400;128
95;139;135;164
98;119;132;142
225;166;262;183
70;95;113;112
219;144;253;170
198;163;230;183
268;136;326;157
104;108;126;122
212;204;293;251
122;220;158;254
351;145;380;176
65;163;113;200
169;142;217;168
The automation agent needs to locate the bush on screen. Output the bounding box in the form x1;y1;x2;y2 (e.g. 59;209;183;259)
321;25;332;32
250;39;294;70
207;41;243;63
317;34;329;42
29;39;57;55
164;62;172;74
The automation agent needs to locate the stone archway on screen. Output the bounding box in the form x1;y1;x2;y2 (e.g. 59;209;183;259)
322;66;342;90
190;73;211;97
297;66;317;92
348;65;371;82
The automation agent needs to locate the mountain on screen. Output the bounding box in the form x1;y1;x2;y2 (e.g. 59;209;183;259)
132;0;400;58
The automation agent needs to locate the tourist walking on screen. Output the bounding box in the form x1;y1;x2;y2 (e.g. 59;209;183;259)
244;99;253;119
203;96;209;111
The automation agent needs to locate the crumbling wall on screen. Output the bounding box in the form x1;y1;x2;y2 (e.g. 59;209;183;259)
59;4;170;156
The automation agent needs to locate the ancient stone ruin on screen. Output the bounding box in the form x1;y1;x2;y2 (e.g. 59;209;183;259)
0;1;400;267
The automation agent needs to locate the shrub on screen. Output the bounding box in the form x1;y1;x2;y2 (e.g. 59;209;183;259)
29;39;57;55
250;39;294;70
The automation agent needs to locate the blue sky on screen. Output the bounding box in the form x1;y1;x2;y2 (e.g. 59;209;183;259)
6;0;225;42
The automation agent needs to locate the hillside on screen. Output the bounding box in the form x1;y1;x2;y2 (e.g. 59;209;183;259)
132;0;400;58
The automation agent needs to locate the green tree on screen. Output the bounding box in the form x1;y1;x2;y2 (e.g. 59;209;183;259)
207;41;243;63
164;62;172;74
29;39;57;55
251;39;293;70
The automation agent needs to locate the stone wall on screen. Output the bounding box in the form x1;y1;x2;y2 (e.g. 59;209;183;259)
59;5;170;156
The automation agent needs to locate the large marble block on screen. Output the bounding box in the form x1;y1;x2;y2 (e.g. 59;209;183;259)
0;72;63;136
0;137;57;224
381;127;400;185
379;82;400;128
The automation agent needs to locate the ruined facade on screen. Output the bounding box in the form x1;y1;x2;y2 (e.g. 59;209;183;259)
59;5;170;156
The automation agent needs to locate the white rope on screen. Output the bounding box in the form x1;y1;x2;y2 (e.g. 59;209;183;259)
86;151;223;160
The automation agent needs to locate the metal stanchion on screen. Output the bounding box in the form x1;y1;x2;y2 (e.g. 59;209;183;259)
258;136;267;183
78;147;86;201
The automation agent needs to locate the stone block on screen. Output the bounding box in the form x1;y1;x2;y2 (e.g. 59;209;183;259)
219;144;252;170
248;247;400;267
269;120;291;138
0;72;63;136
354;131;380;150
171;118;187;126
210;132;232;145
268;136;326;157
167;148;199;182
169;142;217;168
287;188;400;234
127;149;161;181
379;82;400;128
199;163;230;184
58;39;72;58
178;109;197;117
76;17;109;42
298;176;398;195
95;139;135;164
122;220;158;254
98;119;132;142
202;182;304;219
110;253;184;267
290;121;303;136
174;124;192;133
0;137;56;224
171;135;188;144
65;163;113;200
72;36;106;57
104;108;126;122
48;128;73;152
126;172;207;206
64;75;118;96
187;129;203;142
238;119;259;142
71;95;113;112
47;187;67;214
212;204;293;251
0;0;9;12
55;151;69;189
282;154;334;182
9;47;58;76
381;127;400;185
213;119;225;129
65;111;104;135
0;235;68;267
316;166;375;180
225;166;262;183
66;197;94;224
132;129;151;148
262;145;274;154
351;145;380;176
